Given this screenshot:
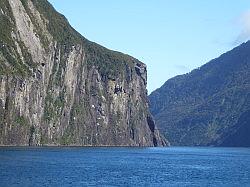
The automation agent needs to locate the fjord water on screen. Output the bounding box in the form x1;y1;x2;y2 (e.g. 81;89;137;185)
0;147;250;186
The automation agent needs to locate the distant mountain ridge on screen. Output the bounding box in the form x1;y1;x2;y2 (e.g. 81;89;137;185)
149;41;250;146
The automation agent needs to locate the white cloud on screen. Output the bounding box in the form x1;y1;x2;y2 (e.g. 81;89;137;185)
235;10;250;44
174;65;190;72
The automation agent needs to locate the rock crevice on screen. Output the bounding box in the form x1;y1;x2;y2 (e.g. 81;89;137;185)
0;0;166;146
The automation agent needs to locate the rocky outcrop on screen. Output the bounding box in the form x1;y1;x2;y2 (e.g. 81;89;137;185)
149;41;250;147
0;0;167;146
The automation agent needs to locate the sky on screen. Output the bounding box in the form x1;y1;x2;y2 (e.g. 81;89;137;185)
48;0;250;93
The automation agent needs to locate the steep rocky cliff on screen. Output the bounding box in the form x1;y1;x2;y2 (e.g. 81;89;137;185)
0;0;166;146
149;41;250;146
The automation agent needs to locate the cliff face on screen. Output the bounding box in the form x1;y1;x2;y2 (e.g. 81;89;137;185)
149;41;250;147
0;0;166;146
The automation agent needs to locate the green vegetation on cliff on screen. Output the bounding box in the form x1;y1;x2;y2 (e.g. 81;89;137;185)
0;0;164;146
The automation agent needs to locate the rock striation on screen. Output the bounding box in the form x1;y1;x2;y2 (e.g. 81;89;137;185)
0;0;167;146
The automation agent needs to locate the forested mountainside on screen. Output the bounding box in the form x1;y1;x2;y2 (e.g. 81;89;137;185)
149;41;250;146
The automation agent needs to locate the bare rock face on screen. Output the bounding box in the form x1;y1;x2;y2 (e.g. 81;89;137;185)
0;0;168;146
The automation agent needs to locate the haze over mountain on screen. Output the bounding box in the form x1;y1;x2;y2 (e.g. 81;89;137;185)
149;41;250;147
0;0;167;146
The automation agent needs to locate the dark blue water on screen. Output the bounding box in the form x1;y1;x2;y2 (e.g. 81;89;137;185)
0;147;250;186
